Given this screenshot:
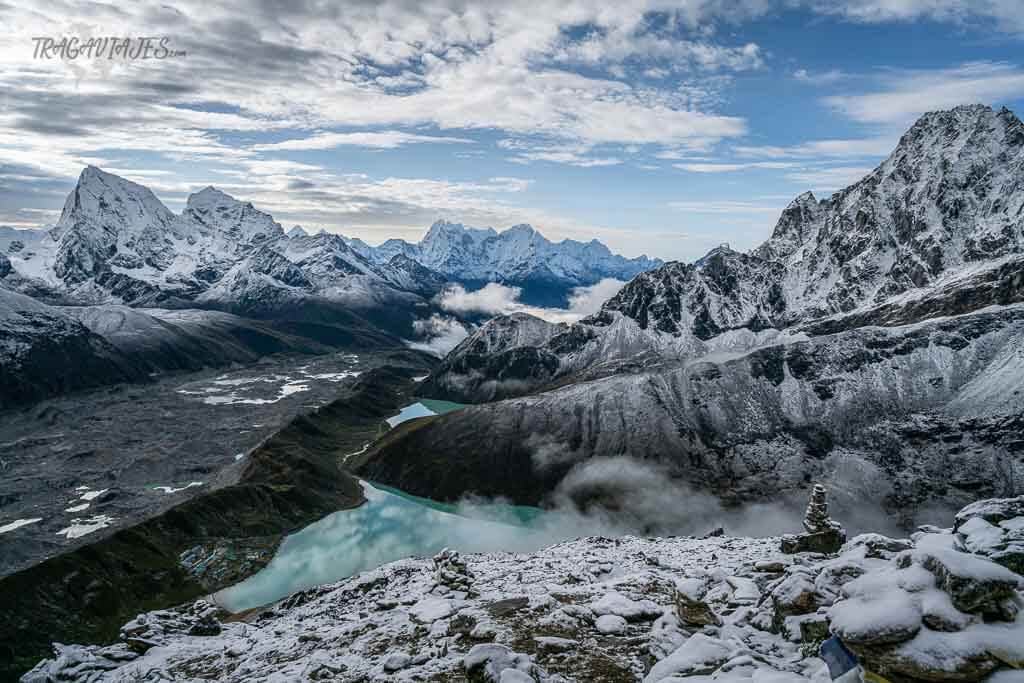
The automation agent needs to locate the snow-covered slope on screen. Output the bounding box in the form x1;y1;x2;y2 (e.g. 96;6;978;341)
0;285;148;407
771;104;1024;317
22;496;1024;682
351;219;662;289
375;303;1024;522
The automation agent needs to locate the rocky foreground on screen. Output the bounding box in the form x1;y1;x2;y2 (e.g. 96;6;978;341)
22;496;1024;682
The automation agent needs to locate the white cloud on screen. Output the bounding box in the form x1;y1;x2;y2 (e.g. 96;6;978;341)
0;1;755;156
438;282;525;317
733;137;898;159
806;0;1024;33
499;139;624;167
786;165;875;192
438;279;626;324
253;131;475;151
405;314;471;357
674;161;798;173
668;200;786;215
792;68;846;85
823;61;1024;125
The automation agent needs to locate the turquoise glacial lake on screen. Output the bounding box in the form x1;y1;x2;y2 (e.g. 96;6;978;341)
215;481;577;612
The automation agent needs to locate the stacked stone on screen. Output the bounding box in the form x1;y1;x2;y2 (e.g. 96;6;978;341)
432;548;475;595
803;484;835;533
782;484;846;554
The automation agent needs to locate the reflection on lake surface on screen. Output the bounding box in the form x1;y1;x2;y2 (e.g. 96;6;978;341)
215;482;576;612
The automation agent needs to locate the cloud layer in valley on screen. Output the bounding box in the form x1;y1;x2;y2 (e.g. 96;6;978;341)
439;279;626;324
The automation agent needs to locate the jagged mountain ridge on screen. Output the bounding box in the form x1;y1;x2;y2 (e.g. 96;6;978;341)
422;104;1024;402
4;167;446;314
345;218;663;292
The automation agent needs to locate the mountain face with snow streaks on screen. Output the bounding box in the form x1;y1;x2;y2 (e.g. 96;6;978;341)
371;105;1024;522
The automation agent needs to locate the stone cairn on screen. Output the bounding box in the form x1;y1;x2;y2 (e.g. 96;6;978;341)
803;484;836;534
432;548;476;596
782;484;846;554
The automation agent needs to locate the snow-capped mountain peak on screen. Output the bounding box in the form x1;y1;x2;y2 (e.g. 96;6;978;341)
50;166;179;283
180;186;283;245
358;219;662;289
54;166;175;240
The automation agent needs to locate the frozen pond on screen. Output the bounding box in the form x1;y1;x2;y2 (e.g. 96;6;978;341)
215;482;586;612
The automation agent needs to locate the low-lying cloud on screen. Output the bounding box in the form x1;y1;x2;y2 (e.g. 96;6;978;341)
438;278;625;324
404;314;470;357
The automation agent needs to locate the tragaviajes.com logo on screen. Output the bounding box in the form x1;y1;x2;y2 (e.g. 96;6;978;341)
32;36;186;60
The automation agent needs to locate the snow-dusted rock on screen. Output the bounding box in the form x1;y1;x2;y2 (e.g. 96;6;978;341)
595;614;628;634
590;590;662;622
673;577;721;627
828;503;1024;681
644;633;733;682
464;643;544;682
383;652;412;672
955;497;1024;574
409;596;456;623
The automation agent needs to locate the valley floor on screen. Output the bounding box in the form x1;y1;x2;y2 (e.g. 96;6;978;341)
0;351;365;578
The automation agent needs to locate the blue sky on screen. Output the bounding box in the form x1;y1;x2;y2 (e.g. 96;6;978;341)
1;1;1023;261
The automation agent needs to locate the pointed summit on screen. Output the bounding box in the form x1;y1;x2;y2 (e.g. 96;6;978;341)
752;191;822;263
181;186;283;244
186;186;240;211
51;167;177;283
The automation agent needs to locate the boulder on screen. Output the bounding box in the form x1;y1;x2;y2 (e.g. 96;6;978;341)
464;644;543;683
954;496;1024;531
643;633;733;682
955;512;1024;576
771;573;822;618
842;533;914;560
596;614;628;635
591;591;663;622
903;550;1023;615
781;528;846;555
829;591;922;646
383;652;411;672
674;578;721;627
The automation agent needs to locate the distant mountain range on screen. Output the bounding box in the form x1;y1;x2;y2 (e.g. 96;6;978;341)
344;220;661;305
360;104;1024;526
0;167;659;407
